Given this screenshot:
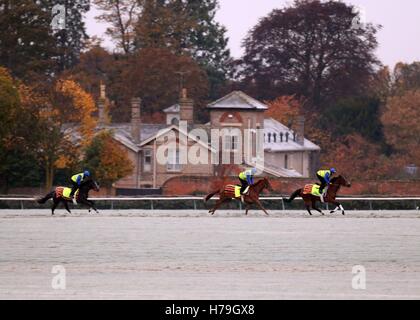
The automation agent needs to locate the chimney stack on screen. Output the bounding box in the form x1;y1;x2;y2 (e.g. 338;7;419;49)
179;88;194;126
296;116;305;146
98;83;108;126
131;97;142;144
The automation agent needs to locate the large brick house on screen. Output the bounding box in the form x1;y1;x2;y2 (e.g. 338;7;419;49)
93;86;320;193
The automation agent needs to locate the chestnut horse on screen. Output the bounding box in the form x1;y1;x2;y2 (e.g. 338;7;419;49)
205;178;273;216
284;175;351;216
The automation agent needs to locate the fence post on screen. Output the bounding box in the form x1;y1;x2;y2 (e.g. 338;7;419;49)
281;198;285;211
193;200;197;210
239;201;242;211
369;200;373;210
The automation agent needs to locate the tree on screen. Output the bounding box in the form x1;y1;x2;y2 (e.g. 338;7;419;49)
381;89;420;165
134;0;231;99
239;0;380;108
266;95;303;128
93;0;140;54
41;0;90;71
55;79;98;146
0;0;56;79
83;131;133;188
320;96;384;143
117;48;209;122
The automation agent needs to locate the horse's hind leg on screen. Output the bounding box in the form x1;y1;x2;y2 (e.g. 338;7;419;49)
64;202;71;214
51;200;58;216
210;198;228;216
312;201;324;216
255;199;269;216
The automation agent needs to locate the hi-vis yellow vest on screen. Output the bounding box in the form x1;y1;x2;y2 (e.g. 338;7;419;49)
71;173;84;183
239;170;252;180
317;170;331;178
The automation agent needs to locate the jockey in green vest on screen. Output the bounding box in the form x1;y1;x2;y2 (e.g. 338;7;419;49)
70;170;91;204
316;168;336;202
239;168;257;195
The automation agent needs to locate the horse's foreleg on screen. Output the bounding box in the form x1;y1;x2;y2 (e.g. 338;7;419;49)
245;204;250;216
306;205;313;216
330;202;345;215
255;199;269;216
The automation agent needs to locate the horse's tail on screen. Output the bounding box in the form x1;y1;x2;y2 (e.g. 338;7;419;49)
204;190;219;202
36;191;55;204
284;189;302;203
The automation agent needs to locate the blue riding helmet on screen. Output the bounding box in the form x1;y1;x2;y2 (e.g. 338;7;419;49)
84;170;91;177
330;168;337;174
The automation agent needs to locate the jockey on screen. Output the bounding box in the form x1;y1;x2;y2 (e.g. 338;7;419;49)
316;168;336;201
70;170;91;204
239;168;257;195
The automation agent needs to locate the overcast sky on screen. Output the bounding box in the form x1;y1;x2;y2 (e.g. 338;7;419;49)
85;0;420;68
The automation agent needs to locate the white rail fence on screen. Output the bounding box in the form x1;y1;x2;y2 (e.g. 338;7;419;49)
1;196;420;210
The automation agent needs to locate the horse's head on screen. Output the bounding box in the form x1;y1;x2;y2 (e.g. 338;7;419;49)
331;175;351;188
262;177;274;192
80;178;100;192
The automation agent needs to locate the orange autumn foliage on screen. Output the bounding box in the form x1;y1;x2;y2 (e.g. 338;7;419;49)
56;79;98;146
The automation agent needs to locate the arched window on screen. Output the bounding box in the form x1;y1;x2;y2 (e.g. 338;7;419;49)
280;132;283;142
286;132;289;142
285;154;288;169
273;133;277;143
171;117;179;126
268;133;272;143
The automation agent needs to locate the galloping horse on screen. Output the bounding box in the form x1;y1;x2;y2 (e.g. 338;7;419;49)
37;178;100;215
205;178;273;216
284;175;351;216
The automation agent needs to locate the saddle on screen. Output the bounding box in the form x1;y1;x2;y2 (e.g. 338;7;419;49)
303;184;322;197
55;187;78;200
224;185;249;199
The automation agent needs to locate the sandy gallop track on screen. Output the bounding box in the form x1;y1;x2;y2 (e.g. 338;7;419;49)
0;210;419;300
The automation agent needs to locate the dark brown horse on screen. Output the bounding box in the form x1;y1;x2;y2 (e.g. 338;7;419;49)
37;179;100;215
205;178;273;216
284;175;351;216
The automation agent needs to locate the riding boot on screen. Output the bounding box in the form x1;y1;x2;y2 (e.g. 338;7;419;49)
72;196;77;205
320;194;324;203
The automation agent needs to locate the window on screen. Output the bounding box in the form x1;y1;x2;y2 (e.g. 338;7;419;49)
268;133;271;143
143;150;152;173
285;154;288;169
224;135;239;151
273;133;277;143
280;132;283;142
286;132;289;142
231;136;239;150
167;149;181;172
293;132;296;142
171;117;179;126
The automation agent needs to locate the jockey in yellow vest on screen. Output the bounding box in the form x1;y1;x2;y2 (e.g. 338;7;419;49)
239;168;257;195
70;170;91;204
316;168;336;202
